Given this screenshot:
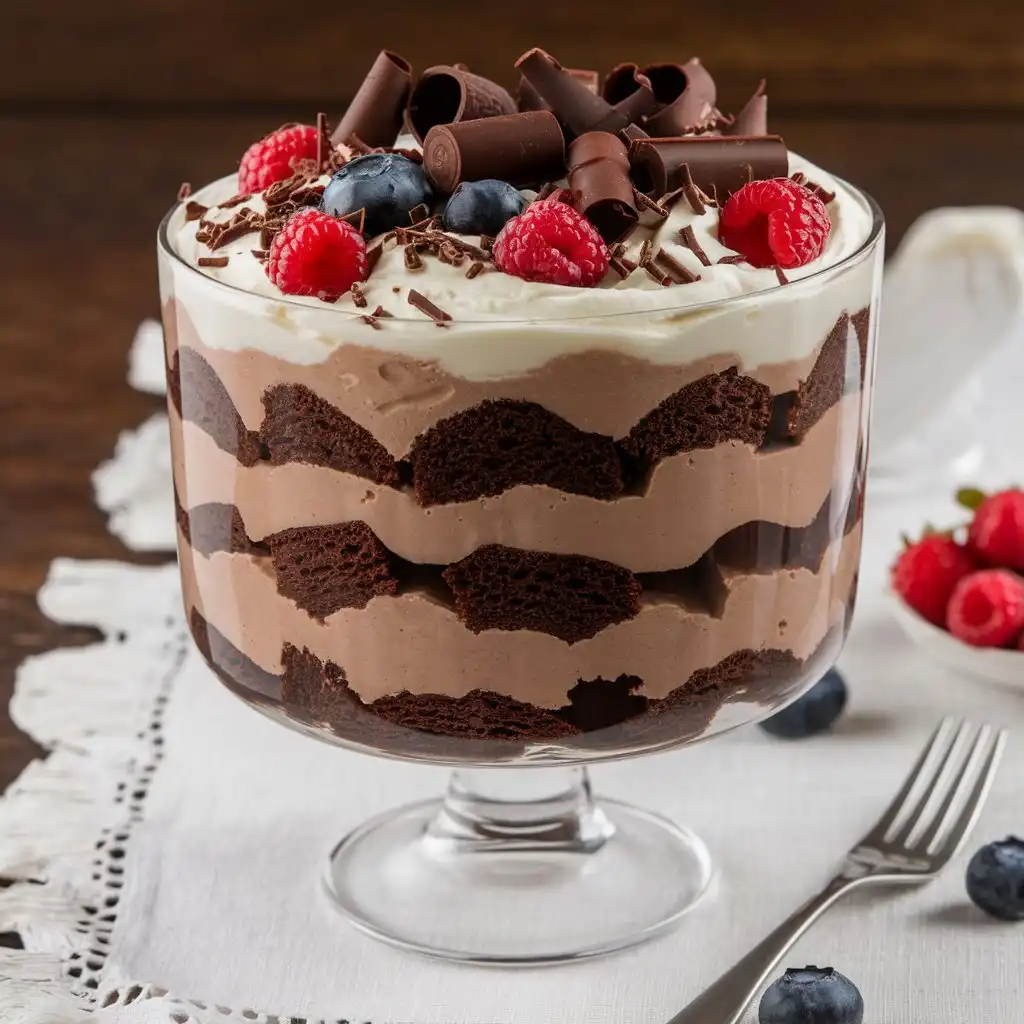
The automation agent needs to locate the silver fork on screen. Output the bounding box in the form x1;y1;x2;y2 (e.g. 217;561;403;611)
667;718;1006;1024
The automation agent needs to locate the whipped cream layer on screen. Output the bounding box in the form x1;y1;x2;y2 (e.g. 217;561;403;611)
164;153;878;381
179;525;860;708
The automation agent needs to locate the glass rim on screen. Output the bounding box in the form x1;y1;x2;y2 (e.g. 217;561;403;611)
156;175;884;326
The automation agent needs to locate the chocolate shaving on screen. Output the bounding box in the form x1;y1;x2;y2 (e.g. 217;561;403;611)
608;256;631;279
360;314;382;330
633;189;668;219
407;65;518;144
790;171;808;186
804;180;837;204
718;254;746;265
332;50;413;149
177;182;192;201
642;59;718;136
619;255;638;273
404;246;424;270
774;266;790;285
644;262;670;286
408;289;452;325
364;240;384;275
408;203;430;225
729;80;768;137
197;256;230;268
372;305;394;317
350;283;368;308
677;225;711;266
638;238;654;267
219;193;253;209
338;208;367;234
466;261;485;279
250;249;267;260
567;132;638;244
184;200;208;222
655;248;701;284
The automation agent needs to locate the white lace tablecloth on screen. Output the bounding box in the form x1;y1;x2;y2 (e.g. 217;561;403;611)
5;214;1024;1023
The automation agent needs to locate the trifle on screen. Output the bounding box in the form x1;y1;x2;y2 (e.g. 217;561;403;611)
160;45;882;962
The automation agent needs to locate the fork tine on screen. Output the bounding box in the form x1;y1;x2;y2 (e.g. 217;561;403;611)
913;726;992;854
933;729;1007;862
891;720;973;847
861;718;957;845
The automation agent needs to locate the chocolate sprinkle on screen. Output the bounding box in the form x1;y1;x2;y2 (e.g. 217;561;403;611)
197;256;230;268
790;171;808;186
466;261;485;279
372;305;394;317
718;254;746;265
638;238;654;267
678;224;711;266
351;283;368;308
608;256;631;279
184;200;208;222
251;248;267;260
408;289;453;325
177;182;192;201
360;314;382;329
655;248;701;284
644;261;669;285
774;266;790;285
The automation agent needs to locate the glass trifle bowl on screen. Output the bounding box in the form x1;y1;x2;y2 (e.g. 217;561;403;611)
159;124;882;961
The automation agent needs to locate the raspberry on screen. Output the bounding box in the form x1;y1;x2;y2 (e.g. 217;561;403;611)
967;489;1024;570
238;124;319;193
493;199;610;287
946;570;1024;647
266;209;366;302
719;179;831;269
891;534;976;627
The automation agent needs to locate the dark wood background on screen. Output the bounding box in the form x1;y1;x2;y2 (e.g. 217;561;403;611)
2;2;1023;815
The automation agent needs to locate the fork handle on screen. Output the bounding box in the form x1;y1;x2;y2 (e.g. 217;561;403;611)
665;875;855;1024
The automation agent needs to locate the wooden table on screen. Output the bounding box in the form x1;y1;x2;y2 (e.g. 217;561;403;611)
2;0;1024;831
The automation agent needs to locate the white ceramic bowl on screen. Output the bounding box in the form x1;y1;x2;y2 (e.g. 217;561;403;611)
890;594;1024;689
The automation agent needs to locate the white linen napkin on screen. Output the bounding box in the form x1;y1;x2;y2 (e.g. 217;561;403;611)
4;209;1024;1023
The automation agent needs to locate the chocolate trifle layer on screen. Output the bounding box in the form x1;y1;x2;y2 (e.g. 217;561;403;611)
163;44;880;753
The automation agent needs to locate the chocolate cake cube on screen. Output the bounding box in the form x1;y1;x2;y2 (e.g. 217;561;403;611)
442;545;642;643
268;521;399;620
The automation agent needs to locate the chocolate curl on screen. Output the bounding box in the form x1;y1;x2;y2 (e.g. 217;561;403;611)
629;135;788;200
332;51;412;148
567;132;638;245
729;80;768;136
519;68;599;112
515;48;631;137
406;65;517;144
643;58;718;136
603;63;661;125
422;111;566;194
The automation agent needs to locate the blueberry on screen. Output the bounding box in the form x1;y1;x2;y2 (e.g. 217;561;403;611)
443;180;527;237
966;836;1024;921
760;668;847;739
322;154;432;238
759;967;863;1024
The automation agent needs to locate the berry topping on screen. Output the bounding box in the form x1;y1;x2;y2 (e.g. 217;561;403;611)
238;124;319;194
946;569;1024;648
266;208;367;302
443;180;528;237
967;837;1024;921
492;199;610;287
759;668;847;739
891;534;976;627
322;154;433;238
759;967;863;1024
719;178;831;269
966;489;1024;570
